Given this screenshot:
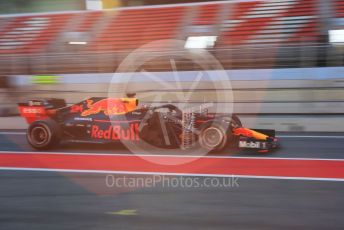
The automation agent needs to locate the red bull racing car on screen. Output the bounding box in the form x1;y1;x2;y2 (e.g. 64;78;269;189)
18;96;277;152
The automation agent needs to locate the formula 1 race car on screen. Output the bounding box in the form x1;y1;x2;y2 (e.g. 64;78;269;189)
18;96;277;152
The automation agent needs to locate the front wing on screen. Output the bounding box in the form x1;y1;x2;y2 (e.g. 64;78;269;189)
234;128;278;151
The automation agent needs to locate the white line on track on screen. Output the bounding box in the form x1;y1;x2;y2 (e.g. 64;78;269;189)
0;131;26;135
0;150;344;161
0;166;343;182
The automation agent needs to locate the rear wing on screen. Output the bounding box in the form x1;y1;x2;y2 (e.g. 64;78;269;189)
18;98;66;124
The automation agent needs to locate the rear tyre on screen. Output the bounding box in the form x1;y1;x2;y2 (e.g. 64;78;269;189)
27;119;61;150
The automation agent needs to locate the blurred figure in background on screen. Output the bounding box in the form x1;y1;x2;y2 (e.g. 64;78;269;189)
0;75;17;116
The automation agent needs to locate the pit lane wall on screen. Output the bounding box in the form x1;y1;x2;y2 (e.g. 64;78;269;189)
3;67;344;132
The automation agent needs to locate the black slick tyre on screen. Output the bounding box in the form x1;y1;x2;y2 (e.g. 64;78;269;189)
199;122;228;152
27;119;61;150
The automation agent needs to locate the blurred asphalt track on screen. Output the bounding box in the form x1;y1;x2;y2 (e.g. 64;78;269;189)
0;131;344;229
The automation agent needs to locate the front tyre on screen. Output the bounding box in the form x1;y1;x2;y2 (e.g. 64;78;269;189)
198;123;228;152
27;119;61;150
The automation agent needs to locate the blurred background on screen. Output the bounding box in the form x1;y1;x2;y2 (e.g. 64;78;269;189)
0;0;344;132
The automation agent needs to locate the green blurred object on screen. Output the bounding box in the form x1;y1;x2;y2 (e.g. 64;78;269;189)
32;75;59;84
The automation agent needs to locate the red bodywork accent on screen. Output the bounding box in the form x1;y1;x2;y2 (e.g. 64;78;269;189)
70;104;84;113
233;127;254;137
18;105;50;124
233;127;269;140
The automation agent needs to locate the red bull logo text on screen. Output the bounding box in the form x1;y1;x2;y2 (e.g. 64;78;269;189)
91;123;140;141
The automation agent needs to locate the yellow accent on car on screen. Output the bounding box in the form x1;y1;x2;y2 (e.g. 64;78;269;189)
250;129;269;140
120;98;138;112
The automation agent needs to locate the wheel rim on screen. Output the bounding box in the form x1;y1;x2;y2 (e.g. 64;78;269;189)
201;127;223;149
31;126;49;145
